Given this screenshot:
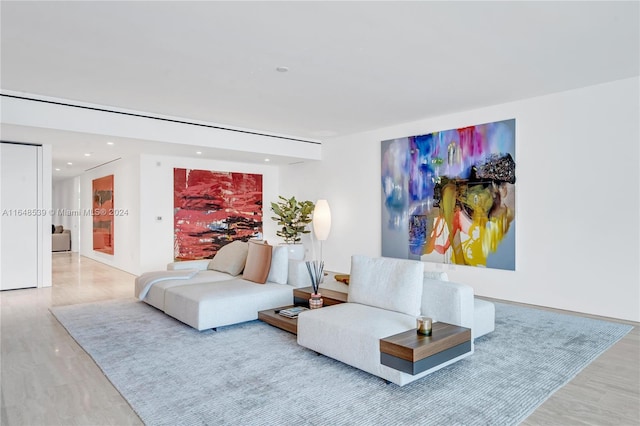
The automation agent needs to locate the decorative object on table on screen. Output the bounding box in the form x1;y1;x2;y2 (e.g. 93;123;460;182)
416;316;433;336
309;294;323;309
277;306;309;318
312;199;331;261
270;196;315;260
306;260;324;309
334;274;350;285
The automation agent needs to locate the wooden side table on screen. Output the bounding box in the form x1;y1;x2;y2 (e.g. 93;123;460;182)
257;306;299;334
293;286;348;307
260;285;348;334
380;322;471;375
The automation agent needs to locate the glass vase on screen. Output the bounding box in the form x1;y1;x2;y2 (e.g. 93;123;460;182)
309;293;323;309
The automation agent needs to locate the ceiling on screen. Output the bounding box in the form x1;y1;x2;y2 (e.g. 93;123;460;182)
1;1;638;180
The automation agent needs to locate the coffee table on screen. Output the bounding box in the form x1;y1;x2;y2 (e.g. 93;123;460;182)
379;322;471;375
257;306;299;334
259;286;348;334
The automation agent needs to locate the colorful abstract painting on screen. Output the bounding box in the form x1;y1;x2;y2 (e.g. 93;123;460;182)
381;119;516;270
174;168;263;260
92;174;114;255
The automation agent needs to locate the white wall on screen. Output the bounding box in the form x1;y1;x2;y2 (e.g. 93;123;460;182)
281;77;640;322
79;156;140;274
40;144;52;287
75;152;282;275
138;154;280;273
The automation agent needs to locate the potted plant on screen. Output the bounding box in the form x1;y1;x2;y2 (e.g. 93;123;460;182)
270;196;315;259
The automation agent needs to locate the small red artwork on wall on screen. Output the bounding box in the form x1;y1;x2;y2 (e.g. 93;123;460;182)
92;174;114;255
173;168;263;260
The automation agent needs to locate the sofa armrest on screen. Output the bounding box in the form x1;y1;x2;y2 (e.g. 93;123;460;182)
287;260;312;288
421;278;474;330
167;259;210;271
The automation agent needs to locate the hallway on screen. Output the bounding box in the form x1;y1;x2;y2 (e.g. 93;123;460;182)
0;253;142;425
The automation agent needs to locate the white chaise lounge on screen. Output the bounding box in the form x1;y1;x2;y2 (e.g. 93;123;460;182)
135;240;309;331
297;255;487;386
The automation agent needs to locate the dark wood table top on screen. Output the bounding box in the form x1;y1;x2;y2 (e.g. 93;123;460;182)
258;306;299;334
380;322;471;362
293;286;348;306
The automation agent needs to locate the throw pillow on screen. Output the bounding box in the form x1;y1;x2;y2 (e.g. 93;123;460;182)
54;225;63;234
207;240;249;276
347;255;424;317
243;241;273;284
266;245;288;285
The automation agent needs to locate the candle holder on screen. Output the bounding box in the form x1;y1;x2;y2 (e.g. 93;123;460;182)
417;316;432;336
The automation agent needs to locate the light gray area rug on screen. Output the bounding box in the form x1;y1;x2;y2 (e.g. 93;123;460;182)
51;299;632;426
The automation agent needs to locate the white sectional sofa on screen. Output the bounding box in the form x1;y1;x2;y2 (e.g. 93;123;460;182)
135;240;308;331
297;255;494;386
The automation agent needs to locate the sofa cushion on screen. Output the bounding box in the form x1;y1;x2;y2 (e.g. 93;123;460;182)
137;270;235;311
243;241;272;284
420;278;474;330
164;279;293;330
424;271;448;281
267;245;288;285
207;240;248;276
297;303;424;386
347;255;424;317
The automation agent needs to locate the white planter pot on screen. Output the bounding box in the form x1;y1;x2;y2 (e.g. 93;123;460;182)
281;243;305;260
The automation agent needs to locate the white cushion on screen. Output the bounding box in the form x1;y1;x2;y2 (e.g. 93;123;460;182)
420;278;474;330
297;303;473;386
207;240;248;276
424;271;448;281
298;303;415;385
167;259;210;271
287;260;312;288
474;298;495;339
136;270;233;311
347;255;424;317
163;279;293;330
267;245;288;284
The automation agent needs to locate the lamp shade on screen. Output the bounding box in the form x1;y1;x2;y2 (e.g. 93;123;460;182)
312;199;331;241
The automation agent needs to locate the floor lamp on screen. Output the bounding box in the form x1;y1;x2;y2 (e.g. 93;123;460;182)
312;199;331;262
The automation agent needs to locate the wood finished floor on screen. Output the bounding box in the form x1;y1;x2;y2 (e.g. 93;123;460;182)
1;253;638;425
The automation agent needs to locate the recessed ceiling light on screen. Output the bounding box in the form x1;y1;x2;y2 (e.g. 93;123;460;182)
106;142;114;145
196;151;202;155
84;153;91;157
55;168;61;171
67;162;73;165
264;158;271;162
276;66;289;73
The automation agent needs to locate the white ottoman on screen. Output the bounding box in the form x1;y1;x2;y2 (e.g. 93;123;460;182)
473;298;495;339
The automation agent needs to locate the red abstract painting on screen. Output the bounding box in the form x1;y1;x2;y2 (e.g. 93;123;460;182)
174;168;263;260
92;174;114;255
